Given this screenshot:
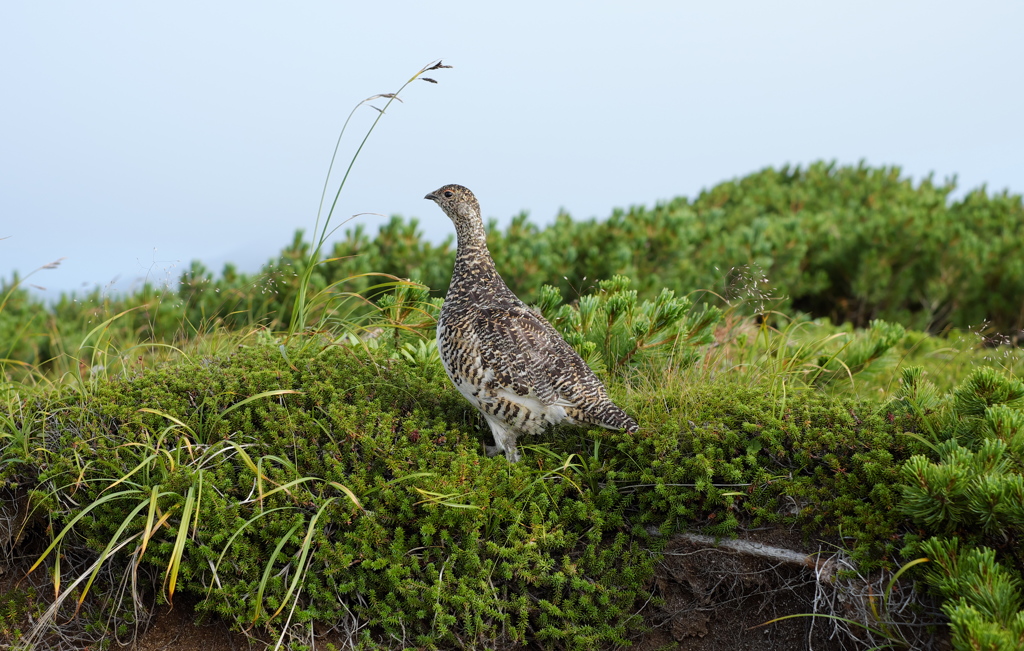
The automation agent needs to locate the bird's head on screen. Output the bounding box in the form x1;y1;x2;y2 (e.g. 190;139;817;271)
424;184;481;225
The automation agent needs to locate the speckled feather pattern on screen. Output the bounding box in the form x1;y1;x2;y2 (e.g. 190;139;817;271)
425;184;639;462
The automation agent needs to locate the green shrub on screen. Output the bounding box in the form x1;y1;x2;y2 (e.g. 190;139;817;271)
897;367;1024;649
6;161;1023;374
535;275;722;374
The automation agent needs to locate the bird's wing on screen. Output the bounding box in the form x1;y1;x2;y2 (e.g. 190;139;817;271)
473;303;602;406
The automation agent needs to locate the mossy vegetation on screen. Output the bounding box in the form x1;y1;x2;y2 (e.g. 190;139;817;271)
0;337;903;647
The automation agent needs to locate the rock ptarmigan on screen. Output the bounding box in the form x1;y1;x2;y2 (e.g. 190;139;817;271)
425;184;639;462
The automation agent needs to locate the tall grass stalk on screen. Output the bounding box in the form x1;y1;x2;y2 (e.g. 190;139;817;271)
288;60;451;335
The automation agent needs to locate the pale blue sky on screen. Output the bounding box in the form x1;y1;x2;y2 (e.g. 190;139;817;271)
2;1;1022;296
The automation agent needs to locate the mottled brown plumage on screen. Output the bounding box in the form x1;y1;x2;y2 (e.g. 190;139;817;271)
425;184;639;462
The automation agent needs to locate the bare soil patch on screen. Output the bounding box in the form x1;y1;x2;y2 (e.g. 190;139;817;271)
635;528;949;651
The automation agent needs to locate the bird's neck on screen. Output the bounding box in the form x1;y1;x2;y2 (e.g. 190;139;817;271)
453;215;489;253
448;218;509;300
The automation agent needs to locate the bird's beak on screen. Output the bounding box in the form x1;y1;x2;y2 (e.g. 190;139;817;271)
424;192;437;201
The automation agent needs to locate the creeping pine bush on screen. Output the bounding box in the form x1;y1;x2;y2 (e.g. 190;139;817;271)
534;274;722;375
5;162;1022;372
894;367;1024;650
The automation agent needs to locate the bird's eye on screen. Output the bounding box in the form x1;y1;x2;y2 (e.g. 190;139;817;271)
444;190;454;198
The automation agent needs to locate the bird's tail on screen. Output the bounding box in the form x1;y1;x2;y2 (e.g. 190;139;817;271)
568;402;639;433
